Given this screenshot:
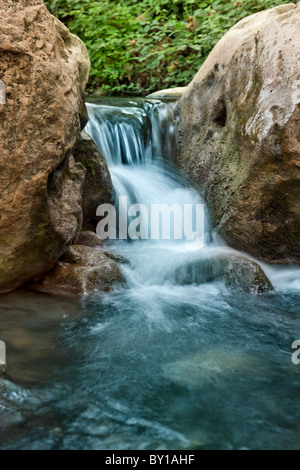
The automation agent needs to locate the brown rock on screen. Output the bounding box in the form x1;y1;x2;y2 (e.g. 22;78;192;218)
0;1;90;293
29;245;125;297
72;132;114;225
75;230;103;248
60;245;106;265
178;4;300;264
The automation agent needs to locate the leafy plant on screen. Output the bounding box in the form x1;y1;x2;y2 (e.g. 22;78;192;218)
44;0;293;95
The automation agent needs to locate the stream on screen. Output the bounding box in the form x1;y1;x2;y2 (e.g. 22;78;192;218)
0;97;300;450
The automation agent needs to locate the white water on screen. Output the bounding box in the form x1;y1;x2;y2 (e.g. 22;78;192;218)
85;98;218;288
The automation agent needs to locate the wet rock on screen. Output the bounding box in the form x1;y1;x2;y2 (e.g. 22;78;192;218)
72;133;113;225
0;377;46;433
223;255;273;294
0;1;90;293
172;250;272;294
75;230;103;248
103;252;129;265
178;4;300;264
28;245;125;297
47;155;86;248
0;365;9;380
61;245;106;265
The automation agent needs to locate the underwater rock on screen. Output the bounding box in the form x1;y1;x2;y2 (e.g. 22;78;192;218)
28;245;125;297
163;348;270;387
0;1;90;293
178;3;300;264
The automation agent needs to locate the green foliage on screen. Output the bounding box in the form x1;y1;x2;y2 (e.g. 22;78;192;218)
44;0;293;95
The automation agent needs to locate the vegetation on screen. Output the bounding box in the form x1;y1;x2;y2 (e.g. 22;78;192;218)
45;0;293;95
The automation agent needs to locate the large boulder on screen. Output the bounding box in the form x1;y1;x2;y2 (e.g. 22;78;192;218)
178;4;300;264
0;1;90;293
28;245;125;297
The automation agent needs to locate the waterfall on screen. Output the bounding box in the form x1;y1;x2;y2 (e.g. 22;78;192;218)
85;97;210;259
85;97;178;166
84;97;296;293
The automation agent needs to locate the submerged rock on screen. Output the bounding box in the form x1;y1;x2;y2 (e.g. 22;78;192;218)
28;245;125;297
163;348;270;387
178;4;300;264
72;133;114;226
0;1;90;293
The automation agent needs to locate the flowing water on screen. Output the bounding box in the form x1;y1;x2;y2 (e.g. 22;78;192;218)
0;97;300;450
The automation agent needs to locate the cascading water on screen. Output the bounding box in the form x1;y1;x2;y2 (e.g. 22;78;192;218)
85;97;214;286
0;97;300;450
85;97;178;165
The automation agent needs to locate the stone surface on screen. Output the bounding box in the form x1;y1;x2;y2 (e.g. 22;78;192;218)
72;132;113;226
163;348;270;387
29;245;125;297
75;230;103;248
223;254;273;294
178;3;300;264
0;1;90;293
0;365;9;380
146;87;187;100
173;249;273;294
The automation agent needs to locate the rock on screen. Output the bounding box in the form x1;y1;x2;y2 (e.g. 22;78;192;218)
0;365;9;380
178;4;300;264
103;252;129;265
47;155;86;248
0;1;90;293
60;245;106;265
28;245;125;297
223;255;273;294
146;87;187;100
75;230;103;248
72;132;114;225
74;231;129;264
172;250;273;294
163;348;270;387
